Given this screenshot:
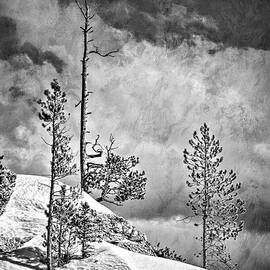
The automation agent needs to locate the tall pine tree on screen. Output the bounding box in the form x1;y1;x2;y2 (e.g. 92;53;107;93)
183;123;245;270
38;79;77;270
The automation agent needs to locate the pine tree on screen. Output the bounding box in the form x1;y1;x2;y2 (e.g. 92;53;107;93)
183;123;245;270
73;201;103;258
38;79;77;270
0;155;16;216
85;135;147;206
74;0;118;192
51;185;78;267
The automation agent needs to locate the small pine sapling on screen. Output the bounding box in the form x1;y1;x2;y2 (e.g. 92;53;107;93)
73;202;103;258
51;185;78;267
0;155;16;216
85;135;147;206
183;123;245;270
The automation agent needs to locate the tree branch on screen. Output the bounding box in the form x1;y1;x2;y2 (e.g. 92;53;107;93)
96;197;122;206
86;162;103;168
75;0;86;18
177;215;197;223
41;137;52;147
105;134;118;155
89;46;119;58
86;135;103;159
75;100;81;108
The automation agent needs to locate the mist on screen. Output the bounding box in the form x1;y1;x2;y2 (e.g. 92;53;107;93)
0;0;270;268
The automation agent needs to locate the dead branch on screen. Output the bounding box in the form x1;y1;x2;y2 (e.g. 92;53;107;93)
89;46;119;58
105;134;118;154
74;0;86;18
96;197;122;206
75;100;81;108
86;134;103;158
177;215;197;224
41;137;52;147
86;162;103;168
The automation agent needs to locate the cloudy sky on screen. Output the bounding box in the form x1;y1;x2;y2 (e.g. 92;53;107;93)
1;0;270;269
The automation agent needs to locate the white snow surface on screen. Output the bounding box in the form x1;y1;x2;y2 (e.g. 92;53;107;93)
0;174;113;239
0;175;203;270
64;242;204;270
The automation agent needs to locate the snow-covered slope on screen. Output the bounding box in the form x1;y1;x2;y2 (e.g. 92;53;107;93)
66;242;203;270
0;175;203;270
0;175;113;241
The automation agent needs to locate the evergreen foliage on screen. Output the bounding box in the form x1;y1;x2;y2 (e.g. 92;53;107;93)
72;202;149;259
38;79;77;270
50;185;78;267
85;135;147;205
0;155;16;216
73;201;103;258
0;236;24;252
153;242;186;262
183;123;245;270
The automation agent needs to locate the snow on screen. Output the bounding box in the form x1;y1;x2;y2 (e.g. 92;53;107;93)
93;242;203;270
0;175;203;270
0;174;113;240
78;191;114;215
63;242;204;270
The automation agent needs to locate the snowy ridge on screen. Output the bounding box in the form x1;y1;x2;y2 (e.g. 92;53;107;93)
0;175;113;241
0;175;203;270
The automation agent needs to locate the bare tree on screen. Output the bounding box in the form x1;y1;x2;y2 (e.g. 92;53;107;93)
182;123;245;269
38;79;77;270
74;0;118;192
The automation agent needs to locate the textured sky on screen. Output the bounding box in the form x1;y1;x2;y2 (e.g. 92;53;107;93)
1;0;270;269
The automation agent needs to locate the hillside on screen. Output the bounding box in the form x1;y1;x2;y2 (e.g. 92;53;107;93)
0;175;203;270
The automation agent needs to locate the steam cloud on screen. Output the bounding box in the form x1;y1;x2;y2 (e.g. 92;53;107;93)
59;0;270;50
0;0;270;269
0;16;66;73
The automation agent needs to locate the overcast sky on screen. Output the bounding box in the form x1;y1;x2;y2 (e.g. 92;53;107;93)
1;0;270;269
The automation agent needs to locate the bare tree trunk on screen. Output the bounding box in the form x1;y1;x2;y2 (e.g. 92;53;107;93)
202;141;208;269
46;169;54;270
82;230;86;258
57;191;64;267
80;6;90;192
75;0;118;192
47;117;56;270
58;221;63;267
202;211;206;268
